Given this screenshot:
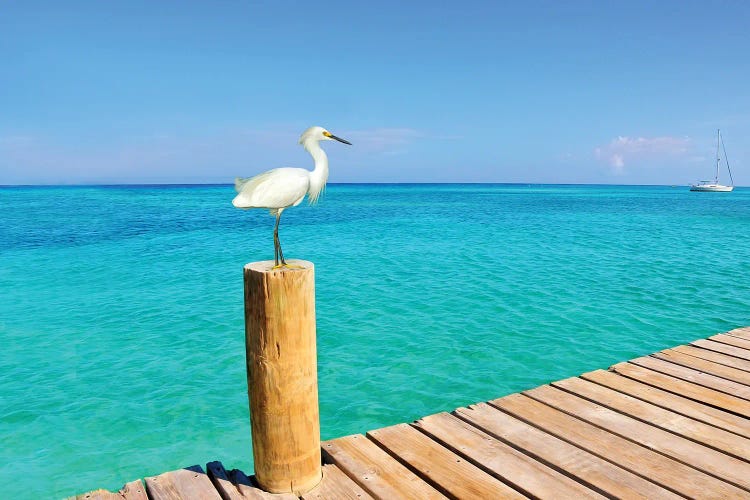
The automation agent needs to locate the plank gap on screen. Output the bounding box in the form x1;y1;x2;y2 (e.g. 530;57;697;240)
581;369;750;439
408;417;544;499
485;395;706;498
367;423;528;498
665;345;750;374
522;385;750;492
362;430;467;499
613;363;750;419
690;339;750;362
322;434;444;499
650;350;750;386
448;408;618;499
709;334;750;351
551;377;750;463
630;357;750;401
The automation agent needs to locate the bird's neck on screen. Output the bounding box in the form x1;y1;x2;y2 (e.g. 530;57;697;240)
303;139;329;203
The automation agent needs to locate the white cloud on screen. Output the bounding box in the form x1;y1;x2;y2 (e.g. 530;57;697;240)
610;153;625;173
595;135;691;174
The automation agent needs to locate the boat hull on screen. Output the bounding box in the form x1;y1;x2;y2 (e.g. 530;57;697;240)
689;184;734;192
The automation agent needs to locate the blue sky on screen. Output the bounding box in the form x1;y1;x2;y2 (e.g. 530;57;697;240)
1;1;749;185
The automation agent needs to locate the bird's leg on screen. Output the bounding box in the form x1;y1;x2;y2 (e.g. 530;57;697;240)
273;233;279;267
272;210;302;269
278;237;286;266
273;211;282;267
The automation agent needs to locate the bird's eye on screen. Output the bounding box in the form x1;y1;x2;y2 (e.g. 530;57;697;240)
323;131;332;137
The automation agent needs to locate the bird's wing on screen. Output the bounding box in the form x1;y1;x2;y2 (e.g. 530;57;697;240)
232;168;310;209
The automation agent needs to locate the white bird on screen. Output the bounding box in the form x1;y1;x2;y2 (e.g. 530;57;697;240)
232;126;351;268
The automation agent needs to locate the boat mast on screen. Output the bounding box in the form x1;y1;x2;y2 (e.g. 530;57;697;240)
716;129;721;184
721;129;735;186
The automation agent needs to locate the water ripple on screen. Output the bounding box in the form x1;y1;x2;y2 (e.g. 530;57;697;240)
1;184;749;498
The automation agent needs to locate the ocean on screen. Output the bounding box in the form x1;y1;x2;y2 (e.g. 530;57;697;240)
1;183;748;498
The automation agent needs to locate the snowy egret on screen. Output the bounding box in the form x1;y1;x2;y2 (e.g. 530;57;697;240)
232;126;351;267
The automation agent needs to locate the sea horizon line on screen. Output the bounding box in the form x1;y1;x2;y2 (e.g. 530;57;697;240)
2;182;745;189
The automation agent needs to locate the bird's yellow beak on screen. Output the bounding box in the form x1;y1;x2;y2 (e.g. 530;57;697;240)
324;131;352;145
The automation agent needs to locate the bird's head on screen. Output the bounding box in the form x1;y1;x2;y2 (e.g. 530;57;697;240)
299;126;352;146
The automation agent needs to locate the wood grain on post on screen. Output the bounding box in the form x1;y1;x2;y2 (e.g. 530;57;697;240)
243;259;322;494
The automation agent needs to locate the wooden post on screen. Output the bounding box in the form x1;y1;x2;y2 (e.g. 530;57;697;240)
243;259;322;494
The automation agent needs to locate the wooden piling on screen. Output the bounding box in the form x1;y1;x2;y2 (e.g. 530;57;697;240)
243;260;321;494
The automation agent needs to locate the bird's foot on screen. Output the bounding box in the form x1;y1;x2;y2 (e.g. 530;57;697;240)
272;262;304;270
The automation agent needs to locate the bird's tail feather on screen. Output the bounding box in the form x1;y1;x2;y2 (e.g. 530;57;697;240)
234;177;252;193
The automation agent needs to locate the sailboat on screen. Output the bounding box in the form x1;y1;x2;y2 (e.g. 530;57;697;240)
690;129;734;192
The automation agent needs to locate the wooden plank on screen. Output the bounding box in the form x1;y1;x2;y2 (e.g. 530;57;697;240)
71;491;115;500
205;461;296;500
525;384;750;490
581;369;750;438
552;376;750;461
72;481;148;500
206;461;245;500
414;412;602;499
117;481;149;500
729;327;750;340
710;333;750;351
611;361;750;418
301;464;374;500
652;348;750;385
367;423;527;499
233;469;297;500
322;434;445;499
145;465;223;500
670;344;750;372
455;403;681;500
691;338;750;361
630;356;750;399
491;392;747;498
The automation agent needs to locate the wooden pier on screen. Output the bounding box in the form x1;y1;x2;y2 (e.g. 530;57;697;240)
75;326;750;499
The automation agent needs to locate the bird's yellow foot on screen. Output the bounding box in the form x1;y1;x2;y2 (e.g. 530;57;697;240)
272;263;304;270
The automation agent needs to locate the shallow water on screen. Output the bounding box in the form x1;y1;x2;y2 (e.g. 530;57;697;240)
1;184;749;498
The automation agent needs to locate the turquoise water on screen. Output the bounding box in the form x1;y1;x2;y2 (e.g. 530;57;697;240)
1;184;749;498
